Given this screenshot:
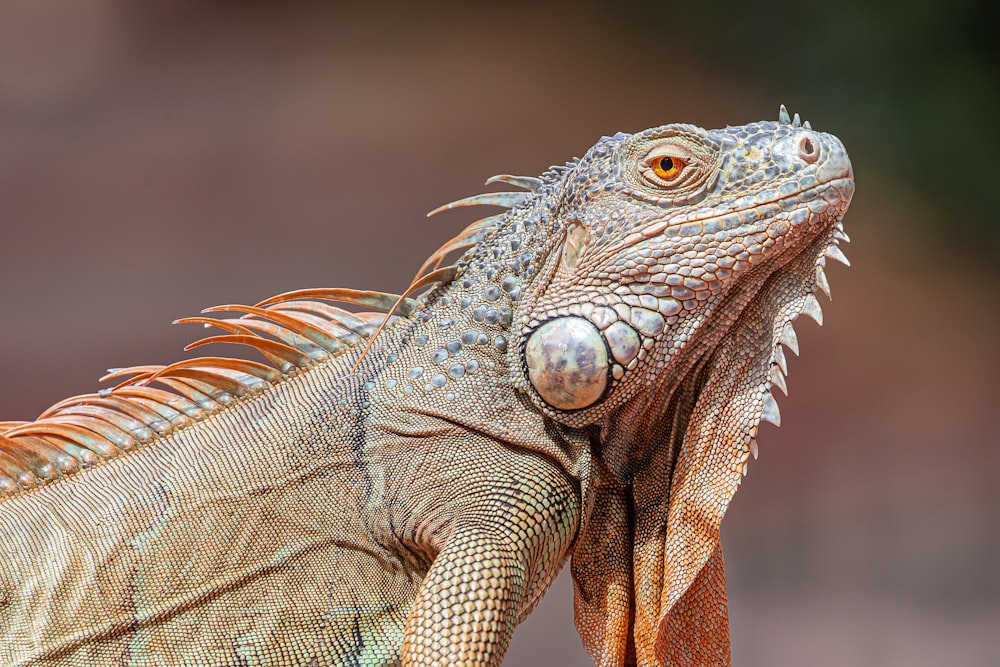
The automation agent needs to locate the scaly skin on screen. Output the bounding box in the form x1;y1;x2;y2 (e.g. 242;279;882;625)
0;108;853;666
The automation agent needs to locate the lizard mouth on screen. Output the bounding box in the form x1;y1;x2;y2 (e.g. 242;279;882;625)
631;175;853;251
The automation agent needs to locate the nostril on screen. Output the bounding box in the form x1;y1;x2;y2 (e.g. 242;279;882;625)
798;133;820;164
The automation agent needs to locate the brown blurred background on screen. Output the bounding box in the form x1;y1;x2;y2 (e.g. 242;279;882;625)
1;2;997;665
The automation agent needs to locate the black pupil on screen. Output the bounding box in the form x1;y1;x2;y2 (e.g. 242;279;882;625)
658;157;674;173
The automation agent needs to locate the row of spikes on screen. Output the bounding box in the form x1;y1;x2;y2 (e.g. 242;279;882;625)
0;175;541;497
778;104;812;130
0;290;408;496
740;220;850;471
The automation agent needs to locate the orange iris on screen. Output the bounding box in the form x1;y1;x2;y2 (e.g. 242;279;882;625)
651;155;684;181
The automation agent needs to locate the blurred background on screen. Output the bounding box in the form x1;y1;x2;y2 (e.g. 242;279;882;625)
0;2;997;665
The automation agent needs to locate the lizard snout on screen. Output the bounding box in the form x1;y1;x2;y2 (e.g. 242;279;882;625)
812;131;855;190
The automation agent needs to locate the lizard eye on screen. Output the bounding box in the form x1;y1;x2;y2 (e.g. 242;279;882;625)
642;153;687;186
652;156;684;180
632;135;716;202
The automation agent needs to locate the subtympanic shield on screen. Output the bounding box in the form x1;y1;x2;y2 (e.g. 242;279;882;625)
524;317;609;410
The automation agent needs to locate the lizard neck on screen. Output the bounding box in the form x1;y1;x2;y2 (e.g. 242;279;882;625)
592;223;838;487
361;197;589;478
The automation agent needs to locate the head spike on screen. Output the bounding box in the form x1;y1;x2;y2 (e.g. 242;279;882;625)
254;288;417;318
825;245;851;266
351;264;460;372
780;322;800;356
815;266;832;298
792;112;802;127
201;304;347;355
426;192;526;217
413;221;497;281
183;336;316;369
484;174;543;191
778;105;791;124
175;316;291;367
770;366;788;395
774;345;788;376
761;392;782;427
800;293;824;326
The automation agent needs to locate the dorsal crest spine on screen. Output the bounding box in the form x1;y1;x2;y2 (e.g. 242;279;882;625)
0;178;534;498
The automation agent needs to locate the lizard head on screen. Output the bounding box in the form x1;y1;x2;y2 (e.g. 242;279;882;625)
506;107;854;662
515;110;853;426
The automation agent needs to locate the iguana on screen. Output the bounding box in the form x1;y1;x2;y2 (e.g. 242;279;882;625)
0;107;853;666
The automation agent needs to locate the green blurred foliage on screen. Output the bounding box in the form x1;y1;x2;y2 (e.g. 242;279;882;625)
622;0;1000;249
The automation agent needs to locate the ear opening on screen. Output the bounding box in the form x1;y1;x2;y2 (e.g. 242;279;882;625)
560;222;590;272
